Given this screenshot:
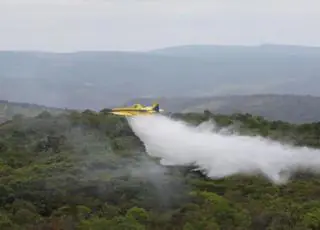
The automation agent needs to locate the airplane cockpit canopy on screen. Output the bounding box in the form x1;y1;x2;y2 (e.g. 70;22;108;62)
132;104;143;108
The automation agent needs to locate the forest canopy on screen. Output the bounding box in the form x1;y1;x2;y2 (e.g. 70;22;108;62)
0;109;320;229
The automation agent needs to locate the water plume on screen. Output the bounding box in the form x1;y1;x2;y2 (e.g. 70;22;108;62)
128;114;320;184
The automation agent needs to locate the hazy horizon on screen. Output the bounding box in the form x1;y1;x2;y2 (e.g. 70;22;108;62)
1;43;320;53
1;0;320;52
0;43;279;52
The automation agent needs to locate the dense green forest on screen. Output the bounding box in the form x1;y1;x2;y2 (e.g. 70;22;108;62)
1;109;320;229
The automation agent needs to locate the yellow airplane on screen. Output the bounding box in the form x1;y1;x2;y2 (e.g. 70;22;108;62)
109;103;164;116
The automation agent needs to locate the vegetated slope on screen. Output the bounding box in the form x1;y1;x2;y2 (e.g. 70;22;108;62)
126;94;320;123
0;109;320;229
0;100;66;124
1;44;320;109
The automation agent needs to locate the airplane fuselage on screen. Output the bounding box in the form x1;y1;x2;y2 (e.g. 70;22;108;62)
109;103;163;117
110;109;158;116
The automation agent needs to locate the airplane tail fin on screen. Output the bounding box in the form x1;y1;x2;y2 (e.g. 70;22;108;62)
152;103;160;112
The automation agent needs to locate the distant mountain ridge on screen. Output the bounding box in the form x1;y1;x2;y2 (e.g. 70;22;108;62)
126;94;320;124
0;100;65;123
1;44;320;109
1;94;320;124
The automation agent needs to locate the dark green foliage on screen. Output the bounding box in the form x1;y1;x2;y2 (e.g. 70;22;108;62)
0;110;320;229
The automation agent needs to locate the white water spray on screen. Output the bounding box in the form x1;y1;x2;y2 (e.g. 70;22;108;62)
128;114;320;184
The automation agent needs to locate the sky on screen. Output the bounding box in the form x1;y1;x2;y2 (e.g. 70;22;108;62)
1;0;320;52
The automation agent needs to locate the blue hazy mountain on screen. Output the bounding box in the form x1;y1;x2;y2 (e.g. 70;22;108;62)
1;44;320;110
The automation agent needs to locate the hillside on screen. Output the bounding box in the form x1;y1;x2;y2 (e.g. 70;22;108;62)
1;44;320;109
126;94;320;123
0;109;320;229
0;100;66;124
2;93;320;124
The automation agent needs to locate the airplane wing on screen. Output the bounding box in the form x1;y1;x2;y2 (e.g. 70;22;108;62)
107;102;163;117
110;111;137;116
